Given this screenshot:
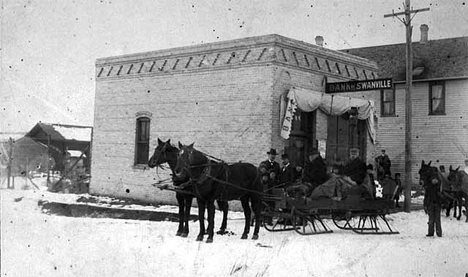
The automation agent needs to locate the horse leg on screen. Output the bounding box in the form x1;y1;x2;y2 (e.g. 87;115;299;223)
196;198;206;241
445;199;451;217
251;196;262;240
465;196;468;222
206;200;216;243
175;193;184;236
216;200;228;235
240;196;251;239
181;196;193;237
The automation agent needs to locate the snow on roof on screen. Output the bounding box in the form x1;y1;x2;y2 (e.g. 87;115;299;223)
67;150;87;158
52;124;92;142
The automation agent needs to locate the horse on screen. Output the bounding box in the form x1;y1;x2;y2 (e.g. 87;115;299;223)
447;166;468;222
174;142;263;243
418;161;453;212
148;138;229;237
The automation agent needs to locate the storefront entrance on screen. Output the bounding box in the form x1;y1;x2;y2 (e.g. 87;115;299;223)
326;112;367;166
283;110;315;168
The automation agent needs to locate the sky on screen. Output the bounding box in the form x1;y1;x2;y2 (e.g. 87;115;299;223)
1;0;467;134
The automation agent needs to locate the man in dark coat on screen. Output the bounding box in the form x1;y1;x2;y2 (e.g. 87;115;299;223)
424;174;443;237
375;149;391;181
259;148;281;189
279;154;296;187
259;148;281;224
302;148;327;188
342;148;367;185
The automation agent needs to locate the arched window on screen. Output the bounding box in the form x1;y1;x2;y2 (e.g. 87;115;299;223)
135;117;150;165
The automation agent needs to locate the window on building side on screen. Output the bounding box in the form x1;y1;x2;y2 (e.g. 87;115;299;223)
429;81;445;115
381;89;395;116
135;117;150;164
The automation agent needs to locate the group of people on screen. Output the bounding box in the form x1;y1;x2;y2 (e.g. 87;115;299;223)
258;148;328;195
258;147;404;205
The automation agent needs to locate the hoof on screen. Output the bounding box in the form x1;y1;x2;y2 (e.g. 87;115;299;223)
175;231;182;236
206;238;213;243
180;232;188;238
196;235;203;241
241;234;248;240
216;229;227;235
252;234;259;240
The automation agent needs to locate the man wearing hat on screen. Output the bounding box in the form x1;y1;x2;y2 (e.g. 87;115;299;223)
302;148;327;189
259;149;281;225
259;148;281;188
279;153;296;187
342;148;367;185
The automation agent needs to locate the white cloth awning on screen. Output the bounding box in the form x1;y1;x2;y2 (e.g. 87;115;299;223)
281;87;377;143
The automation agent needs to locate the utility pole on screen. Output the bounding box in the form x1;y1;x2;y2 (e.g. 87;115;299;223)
385;0;429;212
7;137;13;189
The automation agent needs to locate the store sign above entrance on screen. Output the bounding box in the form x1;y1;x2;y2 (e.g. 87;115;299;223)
325;78;393;93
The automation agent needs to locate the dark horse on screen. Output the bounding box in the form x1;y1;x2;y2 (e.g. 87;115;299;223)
148;138;229;237
419;161;457;214
174;142;263;243
447;166;468;222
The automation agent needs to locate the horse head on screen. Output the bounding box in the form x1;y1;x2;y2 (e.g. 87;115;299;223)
174;142;207;180
148;138;174;168
418;160;438;188
448;165;462;190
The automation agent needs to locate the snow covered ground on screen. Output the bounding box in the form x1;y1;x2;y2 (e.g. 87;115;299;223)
1;189;467;277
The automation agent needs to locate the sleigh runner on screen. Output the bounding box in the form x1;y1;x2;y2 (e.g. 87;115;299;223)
261;188;399;235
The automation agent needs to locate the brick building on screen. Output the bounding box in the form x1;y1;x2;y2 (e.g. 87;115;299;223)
91;34;382;203
342;27;468;183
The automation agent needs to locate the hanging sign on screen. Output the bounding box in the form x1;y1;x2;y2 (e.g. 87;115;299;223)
280;96;297;139
326;78;393;93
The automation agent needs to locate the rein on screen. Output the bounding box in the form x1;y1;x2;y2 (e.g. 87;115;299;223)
180;149;268;198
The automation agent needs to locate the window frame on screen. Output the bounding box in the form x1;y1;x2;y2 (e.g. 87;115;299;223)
429;81;446;115
134;116;151;165
380;88;396;117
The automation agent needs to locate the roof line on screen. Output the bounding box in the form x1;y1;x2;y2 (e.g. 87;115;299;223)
393;75;468;84
39;122;93;129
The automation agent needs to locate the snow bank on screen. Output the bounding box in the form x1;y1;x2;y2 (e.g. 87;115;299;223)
1;190;467;277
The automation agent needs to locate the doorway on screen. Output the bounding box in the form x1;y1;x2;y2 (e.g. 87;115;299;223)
284;110;316;168
326;112;367;166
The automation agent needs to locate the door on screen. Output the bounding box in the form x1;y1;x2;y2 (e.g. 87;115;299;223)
284;110;315;167
326;113;367;166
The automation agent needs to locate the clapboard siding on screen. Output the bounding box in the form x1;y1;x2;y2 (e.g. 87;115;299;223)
377;79;468;183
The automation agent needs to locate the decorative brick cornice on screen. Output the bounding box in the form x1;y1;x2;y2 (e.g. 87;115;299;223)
96;34;379;81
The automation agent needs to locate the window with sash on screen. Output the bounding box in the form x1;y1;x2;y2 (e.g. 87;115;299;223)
381;89;395;116
135;117;150;165
429;81;445;115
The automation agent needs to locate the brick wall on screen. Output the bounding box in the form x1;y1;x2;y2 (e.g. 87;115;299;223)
91;34;379;205
92;65;276;204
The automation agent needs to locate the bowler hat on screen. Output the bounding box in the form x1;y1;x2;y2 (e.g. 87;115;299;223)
281;153;289;159
350;148;360;154
267;148;277;155
309;148;319;155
